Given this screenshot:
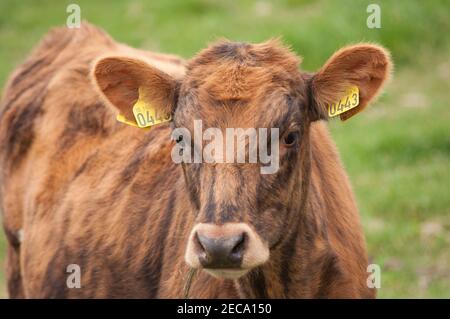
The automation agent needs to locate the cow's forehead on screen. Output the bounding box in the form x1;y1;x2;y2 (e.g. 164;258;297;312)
184;40;301;91
176;40;305;128
176;89;297;130
187;39;301;71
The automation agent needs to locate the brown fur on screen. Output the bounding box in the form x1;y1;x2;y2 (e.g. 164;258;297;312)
0;23;391;298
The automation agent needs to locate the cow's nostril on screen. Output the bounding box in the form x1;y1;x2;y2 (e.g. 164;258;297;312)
195;232;246;269
230;232;246;257
194;231;205;251
194;232;209;262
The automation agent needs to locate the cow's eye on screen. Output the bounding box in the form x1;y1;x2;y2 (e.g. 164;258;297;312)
282;131;299;147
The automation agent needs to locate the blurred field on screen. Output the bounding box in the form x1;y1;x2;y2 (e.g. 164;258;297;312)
0;0;449;298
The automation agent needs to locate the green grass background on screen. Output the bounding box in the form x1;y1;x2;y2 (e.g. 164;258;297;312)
0;0;449;298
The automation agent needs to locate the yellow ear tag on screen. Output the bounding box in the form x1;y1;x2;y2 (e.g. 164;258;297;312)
116;88;172;129
328;86;359;118
116;113;140;128
132;88;172;128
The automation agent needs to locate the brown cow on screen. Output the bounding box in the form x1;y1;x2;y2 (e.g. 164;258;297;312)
0;23;391;298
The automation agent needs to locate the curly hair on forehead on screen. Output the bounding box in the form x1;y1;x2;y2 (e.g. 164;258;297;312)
187;38;301;70
183;39;304;103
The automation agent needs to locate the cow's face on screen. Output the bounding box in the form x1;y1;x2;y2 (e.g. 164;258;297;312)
172;42;314;279
93;41;391;279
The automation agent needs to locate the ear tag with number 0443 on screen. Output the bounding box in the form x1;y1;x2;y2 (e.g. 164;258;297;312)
116;88;172;129
132;89;172;128
328;86;359;118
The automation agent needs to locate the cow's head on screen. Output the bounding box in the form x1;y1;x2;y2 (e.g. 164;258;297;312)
93;40;391;279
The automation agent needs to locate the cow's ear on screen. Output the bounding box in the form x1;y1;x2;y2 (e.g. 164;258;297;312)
310;44;392;121
92;56;178;124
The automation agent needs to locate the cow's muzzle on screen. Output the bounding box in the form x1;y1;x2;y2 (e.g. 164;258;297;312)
185;223;269;279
